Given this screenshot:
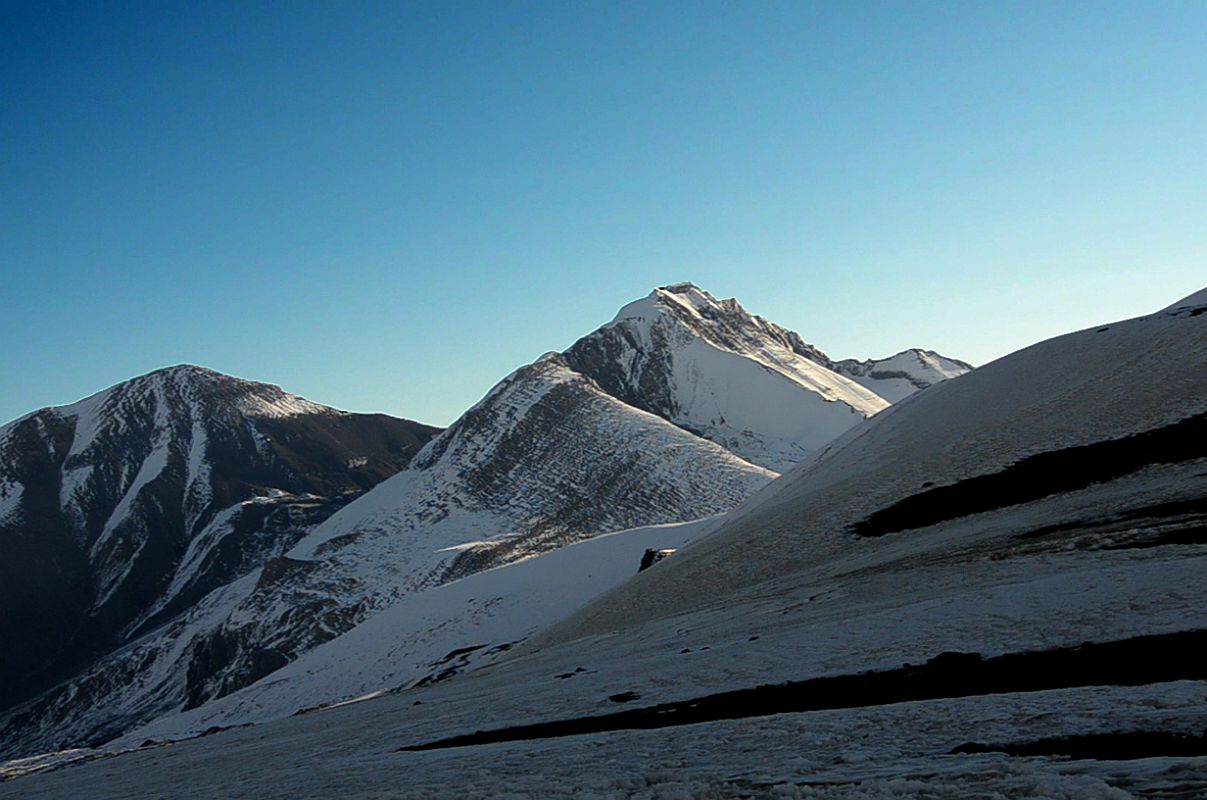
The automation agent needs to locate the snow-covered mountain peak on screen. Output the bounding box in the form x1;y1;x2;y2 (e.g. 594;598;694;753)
611;283;742;327
0;288;973;759
8;366;335;448
611;283;828;362
571;284;889;470
0;367;438;732
832;349;974;403
651;282;733;317
139;364;333;420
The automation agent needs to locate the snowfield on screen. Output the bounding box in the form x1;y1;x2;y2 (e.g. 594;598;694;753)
119;517;718;743
3;537;1204;798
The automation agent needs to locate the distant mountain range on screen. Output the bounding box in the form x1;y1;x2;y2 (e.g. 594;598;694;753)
0;283;970;759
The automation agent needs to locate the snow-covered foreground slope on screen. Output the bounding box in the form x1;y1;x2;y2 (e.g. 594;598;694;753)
4;292;1201;798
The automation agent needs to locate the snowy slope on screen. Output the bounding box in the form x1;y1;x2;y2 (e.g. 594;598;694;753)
1;351;770;759
542;299;1207;641
119;518;717;744
160;354;771;725
136;284;969;743
1163;285;1207;311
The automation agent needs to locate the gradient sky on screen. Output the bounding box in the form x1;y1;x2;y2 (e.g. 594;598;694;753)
3;1;1205;427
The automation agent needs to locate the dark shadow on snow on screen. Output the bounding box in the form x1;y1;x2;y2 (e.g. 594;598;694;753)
951;730;1207;760
851;413;1207;538
398;629;1207;752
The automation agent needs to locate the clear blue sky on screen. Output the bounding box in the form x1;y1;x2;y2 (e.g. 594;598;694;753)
3;1;1204;426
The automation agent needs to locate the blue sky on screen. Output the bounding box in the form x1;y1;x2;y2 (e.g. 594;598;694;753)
3;1;1204;426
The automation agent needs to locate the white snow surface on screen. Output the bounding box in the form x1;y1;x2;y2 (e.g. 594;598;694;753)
199;354;772;688
592;284;894;470
182;417;212;527
6;538;1205;798
542;302;1207;642
4;297;816;760
288;355;769;566
119;517;717;743
13;350;773;760
833;349;973;403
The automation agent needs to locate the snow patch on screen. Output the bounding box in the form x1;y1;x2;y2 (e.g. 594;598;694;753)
90;439;170;561
236;390;331;419
184;417;212;526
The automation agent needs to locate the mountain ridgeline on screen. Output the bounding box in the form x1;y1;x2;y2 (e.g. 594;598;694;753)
0;284;969;758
